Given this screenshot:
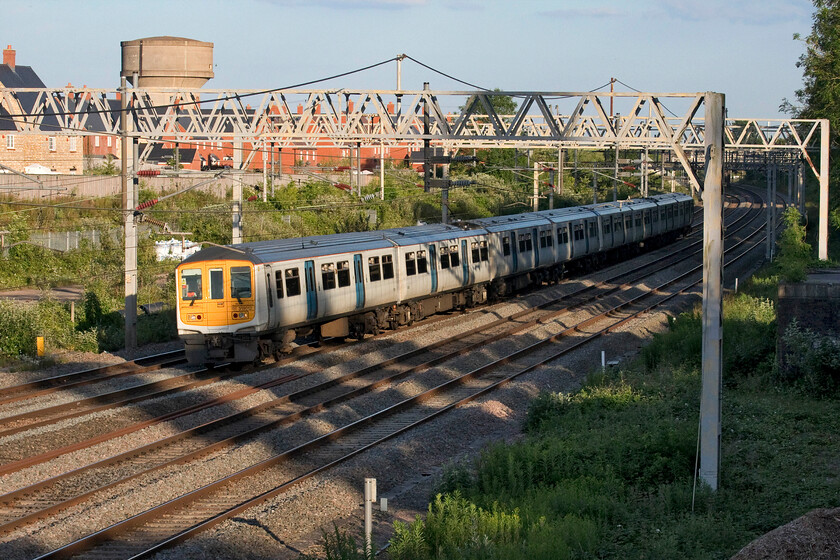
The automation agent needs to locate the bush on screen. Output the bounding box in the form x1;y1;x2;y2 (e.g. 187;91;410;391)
0;298;98;358
777;319;840;397
776;207;812;283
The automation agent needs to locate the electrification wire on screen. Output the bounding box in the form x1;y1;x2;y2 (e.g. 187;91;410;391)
0;56;402;121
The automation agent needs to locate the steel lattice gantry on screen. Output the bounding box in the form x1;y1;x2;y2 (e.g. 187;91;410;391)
0;87;831;258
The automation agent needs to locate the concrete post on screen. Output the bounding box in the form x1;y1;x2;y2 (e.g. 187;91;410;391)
533;162;539;212
614;144;619;201
262;136;268;203
819;119;829;260
364;478;376;557
700;92;724;491
549;169;555;210
558;148;564;197
380;141;385;200
232;181;242;244
766;161;773;260
121;76;137;353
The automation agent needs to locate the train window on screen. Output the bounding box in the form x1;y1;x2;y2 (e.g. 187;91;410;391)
368;256;381;282
573;225;584;241
417;250;428;273
480;240;489;261
337;261;351;287
274;270;285;299
449;245;460;267
644;213;650;225
502;236;511;256
557;227;569;244
603;222;611;235
539;231;547;249
471;241;480;263
625;217;633;229
653;212;659;223
440;246;450;269
322;263;336;290
615;219;623;231
635;215;642;228
230;267;252;299
405;252;417;276
180;268;202;300
285;268;301;296
589;221;597;238
382;255;395;279
210;268;224;300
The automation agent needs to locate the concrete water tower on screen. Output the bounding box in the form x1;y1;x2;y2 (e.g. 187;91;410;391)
120;36;213;88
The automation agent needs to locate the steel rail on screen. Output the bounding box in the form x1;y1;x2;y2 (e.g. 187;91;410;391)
0;193;748;481
32;187;772;560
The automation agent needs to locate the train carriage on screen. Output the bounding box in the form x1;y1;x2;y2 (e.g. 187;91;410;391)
177;193;695;365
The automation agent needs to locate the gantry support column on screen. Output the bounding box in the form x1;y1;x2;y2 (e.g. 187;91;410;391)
700;92;724;491
121;76;137;354
819;119;829;260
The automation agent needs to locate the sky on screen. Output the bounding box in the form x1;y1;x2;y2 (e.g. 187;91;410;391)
1;0;815;119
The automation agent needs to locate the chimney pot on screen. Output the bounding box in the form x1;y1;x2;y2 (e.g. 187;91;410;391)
3;45;15;70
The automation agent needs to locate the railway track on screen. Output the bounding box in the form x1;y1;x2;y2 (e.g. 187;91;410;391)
20;188;774;559
0;193;749;474
0;189;776;558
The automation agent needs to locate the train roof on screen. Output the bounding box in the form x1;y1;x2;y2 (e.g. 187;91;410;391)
180;222;480;265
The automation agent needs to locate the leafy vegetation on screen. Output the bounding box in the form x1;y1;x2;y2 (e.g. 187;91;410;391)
378;269;839;559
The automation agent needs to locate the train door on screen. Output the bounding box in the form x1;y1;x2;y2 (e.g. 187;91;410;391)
461;239;470;286
511;231;519;273
532;228;540;267
304;260;317;320
353;254;365;310
207;266;227;326
264;265;276;327
429;245;438;293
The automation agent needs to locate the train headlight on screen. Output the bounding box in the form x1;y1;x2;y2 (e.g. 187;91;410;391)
188;314;199;321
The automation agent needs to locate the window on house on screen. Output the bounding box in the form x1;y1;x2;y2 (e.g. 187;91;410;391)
106;136;112;147
48;137;56;152
69;136;77;152
94;136;100;148
6;134;14;150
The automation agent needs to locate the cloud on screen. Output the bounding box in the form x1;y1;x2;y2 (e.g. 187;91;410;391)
656;0;810;25
259;0;426;9
538;6;623;19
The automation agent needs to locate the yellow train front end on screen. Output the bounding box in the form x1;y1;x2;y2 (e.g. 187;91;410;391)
176;257;259;365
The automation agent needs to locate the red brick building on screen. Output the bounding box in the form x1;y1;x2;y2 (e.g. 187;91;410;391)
0;45;85;174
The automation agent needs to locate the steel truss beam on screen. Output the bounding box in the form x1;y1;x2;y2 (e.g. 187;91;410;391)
0;87;830;256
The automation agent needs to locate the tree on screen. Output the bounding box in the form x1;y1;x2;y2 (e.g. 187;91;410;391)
784;1;840;243
460;88;518;115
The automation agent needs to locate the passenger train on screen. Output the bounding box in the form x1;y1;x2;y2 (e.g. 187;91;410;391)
176;193;694;365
